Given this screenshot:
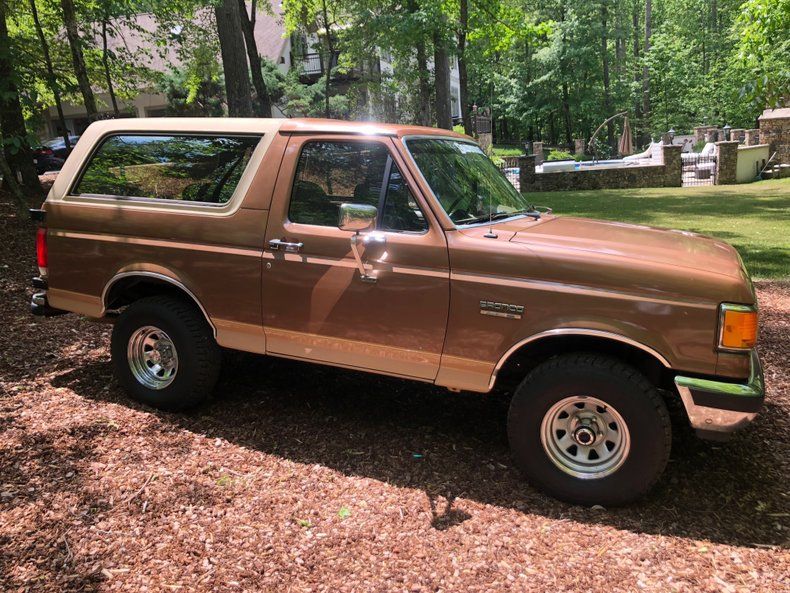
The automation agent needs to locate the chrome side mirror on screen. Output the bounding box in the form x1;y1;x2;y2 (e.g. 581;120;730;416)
338;203;377;233
338;203;382;283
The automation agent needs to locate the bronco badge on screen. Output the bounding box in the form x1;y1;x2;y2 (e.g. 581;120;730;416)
479;300;525;320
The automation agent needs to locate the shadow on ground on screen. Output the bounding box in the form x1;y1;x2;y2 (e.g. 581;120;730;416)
52;349;787;549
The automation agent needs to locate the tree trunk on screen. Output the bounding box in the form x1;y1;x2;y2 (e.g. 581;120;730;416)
320;0;333;118
60;0;97;121
642;0;651;129
558;7;573;150
237;0;272;117
0;0;41;197
415;40;431;126
561;82;572;149
101;19;120;117
215;0;253;117
0;136;27;213
458;0;471;134
433;30;452;130
29;0;70;147
632;5;646;145
601;0;614;150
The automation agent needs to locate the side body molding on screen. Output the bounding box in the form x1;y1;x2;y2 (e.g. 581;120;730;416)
487;328;672;391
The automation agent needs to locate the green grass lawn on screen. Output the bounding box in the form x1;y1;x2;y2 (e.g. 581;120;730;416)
524;178;790;280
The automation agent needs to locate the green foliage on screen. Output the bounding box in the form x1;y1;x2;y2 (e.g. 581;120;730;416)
158;58;225;117
732;0;790;109
547;149;573;161
492;145;523;157
2;0;785;149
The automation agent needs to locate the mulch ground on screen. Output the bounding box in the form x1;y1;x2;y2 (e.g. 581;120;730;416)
0;191;788;592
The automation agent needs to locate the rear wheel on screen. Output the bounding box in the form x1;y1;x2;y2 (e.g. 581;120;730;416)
507;353;671;506
111;295;221;411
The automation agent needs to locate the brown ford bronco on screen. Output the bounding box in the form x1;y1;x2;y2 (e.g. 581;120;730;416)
30;118;764;505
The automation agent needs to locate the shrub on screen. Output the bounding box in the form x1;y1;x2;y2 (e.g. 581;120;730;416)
493;145;523;157
547;149;574;161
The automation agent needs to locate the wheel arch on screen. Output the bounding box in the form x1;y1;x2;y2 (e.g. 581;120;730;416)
490;329;673;391
101;271;216;337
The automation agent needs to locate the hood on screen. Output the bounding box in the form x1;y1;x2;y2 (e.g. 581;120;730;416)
510;217;745;279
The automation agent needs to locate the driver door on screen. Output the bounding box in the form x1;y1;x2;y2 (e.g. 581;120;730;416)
261;134;450;380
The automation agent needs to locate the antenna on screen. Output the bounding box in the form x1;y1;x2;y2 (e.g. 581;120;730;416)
483;185;497;238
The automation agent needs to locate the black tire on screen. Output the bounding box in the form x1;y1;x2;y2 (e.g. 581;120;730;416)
507;353;671;506
111;295;221;411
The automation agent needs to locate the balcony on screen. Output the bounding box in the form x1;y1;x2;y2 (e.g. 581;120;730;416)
296;51;361;82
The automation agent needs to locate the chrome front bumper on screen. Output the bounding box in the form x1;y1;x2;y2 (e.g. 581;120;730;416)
675;350;764;440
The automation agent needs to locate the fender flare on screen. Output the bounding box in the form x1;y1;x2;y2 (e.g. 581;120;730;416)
488;328;672;390
101;270;217;337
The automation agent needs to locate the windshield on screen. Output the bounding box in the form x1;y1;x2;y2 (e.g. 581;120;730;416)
405;137;534;225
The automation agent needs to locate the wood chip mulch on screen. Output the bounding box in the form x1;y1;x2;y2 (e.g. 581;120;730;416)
1;194;788;592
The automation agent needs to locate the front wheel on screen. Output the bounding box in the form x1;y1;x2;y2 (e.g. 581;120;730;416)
111;295;221;411
507;353;671;506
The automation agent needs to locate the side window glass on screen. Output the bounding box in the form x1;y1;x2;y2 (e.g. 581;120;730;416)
380;162;428;233
289;141;389;226
73;134;260;204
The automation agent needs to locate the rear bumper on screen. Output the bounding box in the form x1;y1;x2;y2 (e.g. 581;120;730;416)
30;277;67;317
674;350;764;441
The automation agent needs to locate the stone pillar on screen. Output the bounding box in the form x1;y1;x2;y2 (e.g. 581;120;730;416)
729;128;745;144
532;141;544;165
574;138;586;154
518;155;536;192
661;144;682;187
715;141;739;184
477;133;493;154
744;129;760;146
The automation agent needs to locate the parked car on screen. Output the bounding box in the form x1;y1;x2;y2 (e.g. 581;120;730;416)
31;135;79;174
29;118;764;506
45;135;80;159
31;145;65;175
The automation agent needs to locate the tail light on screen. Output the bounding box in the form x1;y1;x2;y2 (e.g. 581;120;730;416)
36;227;48;274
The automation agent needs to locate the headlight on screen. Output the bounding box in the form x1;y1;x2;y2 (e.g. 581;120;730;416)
718;303;758;351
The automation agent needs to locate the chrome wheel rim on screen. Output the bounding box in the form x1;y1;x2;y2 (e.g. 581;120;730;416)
540;396;630;479
127;326;178;390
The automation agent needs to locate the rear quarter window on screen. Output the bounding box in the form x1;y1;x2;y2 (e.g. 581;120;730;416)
73;134;261;205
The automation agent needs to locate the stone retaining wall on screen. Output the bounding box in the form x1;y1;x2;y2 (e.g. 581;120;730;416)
517;145;683;192
758;108;790;165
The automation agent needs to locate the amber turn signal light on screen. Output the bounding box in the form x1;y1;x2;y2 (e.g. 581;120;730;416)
719;305;758;350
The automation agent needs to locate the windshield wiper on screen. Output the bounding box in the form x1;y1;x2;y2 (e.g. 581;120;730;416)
489;208;541;221
455;207;541;226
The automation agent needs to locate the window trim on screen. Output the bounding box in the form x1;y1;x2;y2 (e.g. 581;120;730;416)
287;138;429;235
65;131;265;211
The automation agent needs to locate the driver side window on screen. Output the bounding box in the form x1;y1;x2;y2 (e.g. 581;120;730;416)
289;140;427;232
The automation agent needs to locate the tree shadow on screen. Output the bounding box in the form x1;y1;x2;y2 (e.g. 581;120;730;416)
51;351;788;549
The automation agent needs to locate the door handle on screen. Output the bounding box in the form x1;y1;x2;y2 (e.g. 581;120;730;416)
268;239;304;253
